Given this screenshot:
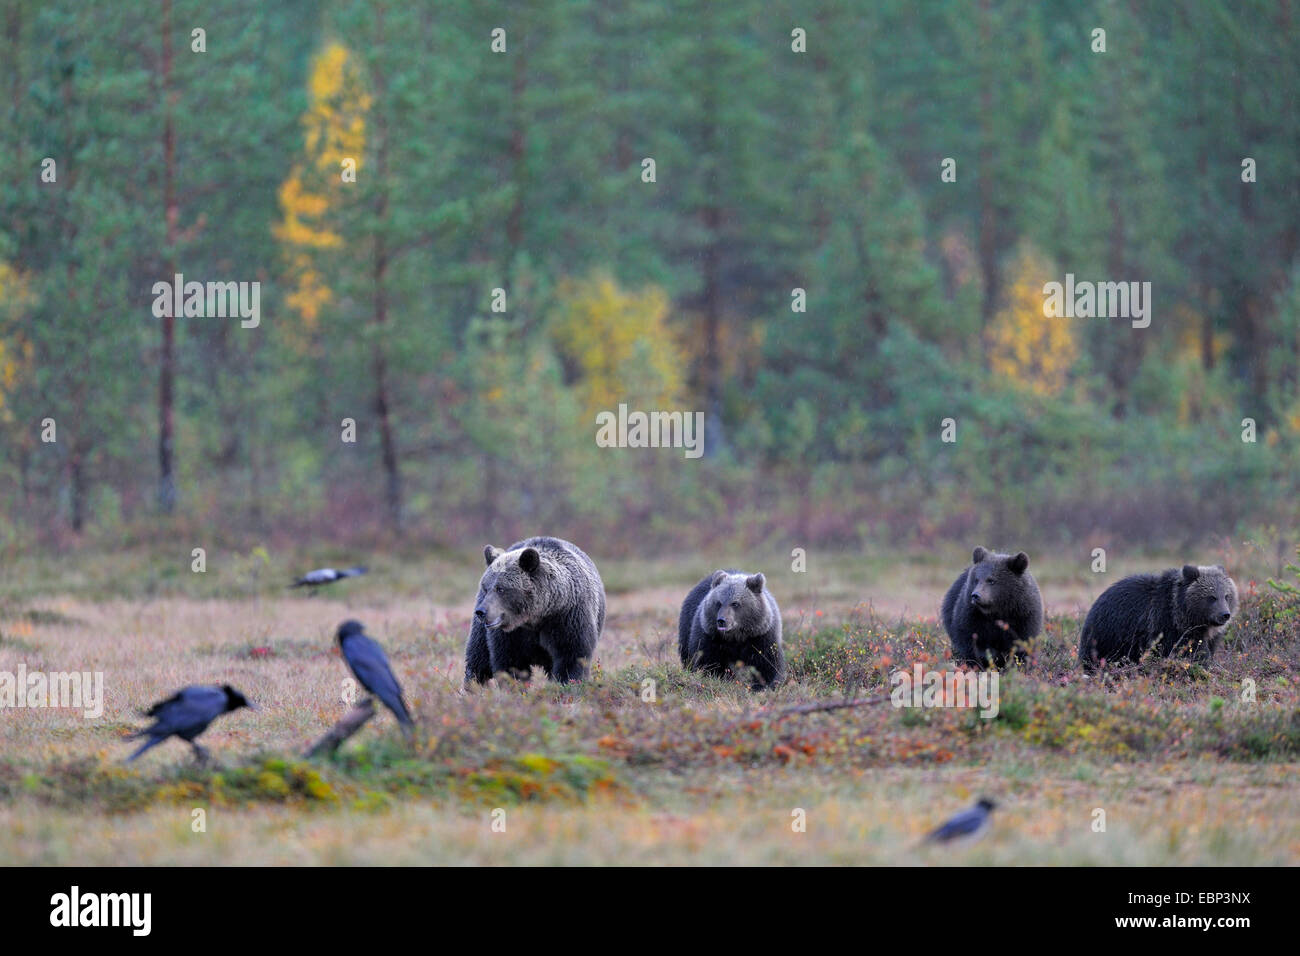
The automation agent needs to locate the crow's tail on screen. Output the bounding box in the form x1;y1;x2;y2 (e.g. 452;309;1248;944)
392;697;415;735
126;735;165;763
391;696;413;726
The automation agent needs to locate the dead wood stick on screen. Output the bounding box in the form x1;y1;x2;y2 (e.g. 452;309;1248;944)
714;694;891;737
304;699;376;758
761;694;891;720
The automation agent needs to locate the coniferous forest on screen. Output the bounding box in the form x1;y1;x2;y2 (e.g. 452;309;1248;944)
2;0;1298;556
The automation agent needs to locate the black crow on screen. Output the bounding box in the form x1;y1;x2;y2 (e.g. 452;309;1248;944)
126;684;254;763
923;797;997;844
336;620;413;735
290;566;368;590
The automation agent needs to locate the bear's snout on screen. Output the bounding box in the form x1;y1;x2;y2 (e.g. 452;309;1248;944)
474;604;505;629
715;618;730;631
1214;610;1232;626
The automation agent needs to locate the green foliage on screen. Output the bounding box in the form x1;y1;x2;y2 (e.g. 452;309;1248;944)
0;0;1298;550
1266;547;1300;597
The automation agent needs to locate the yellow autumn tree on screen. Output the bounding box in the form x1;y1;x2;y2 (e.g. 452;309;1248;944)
986;242;1078;396
550;272;687;416
274;42;371;335
0;260;36;419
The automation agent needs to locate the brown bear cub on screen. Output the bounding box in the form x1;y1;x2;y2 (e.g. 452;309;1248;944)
464;536;605;685
1078;564;1237;670
679;570;785;690
941;547;1043;668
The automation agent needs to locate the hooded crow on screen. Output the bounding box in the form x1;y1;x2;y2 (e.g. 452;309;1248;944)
290;566;368;590
336;620;413;734
126;684;254;763
923;797;997;845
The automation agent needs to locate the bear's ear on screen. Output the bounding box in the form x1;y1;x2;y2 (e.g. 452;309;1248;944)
484;545;502;567
745;573;765;594
519;547;541;574
710;570;730;589
1008;552;1029;575
1182;564;1200;582
972;546;989;564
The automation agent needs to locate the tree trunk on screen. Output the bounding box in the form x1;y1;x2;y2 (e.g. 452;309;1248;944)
1195;76;1216;377
158;0;177;514
373;326;402;533
371;34;402;534
700;80;725;457
69;452;85;533
1233;68;1268;404
702;204;724;458
7;3;23;243
507;49;528;256
976;0;999;328
1106;191;1141;414
18;447;31;522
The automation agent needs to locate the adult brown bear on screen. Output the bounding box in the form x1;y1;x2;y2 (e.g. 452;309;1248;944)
463;536;605;685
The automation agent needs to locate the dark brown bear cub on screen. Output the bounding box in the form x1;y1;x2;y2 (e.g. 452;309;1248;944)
679;570;785;690
1078;564;1237;670
464;536;605;685
941;547;1043;668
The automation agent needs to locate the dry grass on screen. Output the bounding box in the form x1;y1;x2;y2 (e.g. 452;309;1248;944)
2;763;1295;865
0;546;1296;865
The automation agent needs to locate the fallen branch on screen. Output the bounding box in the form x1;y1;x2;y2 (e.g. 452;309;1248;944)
304;699;376;758
761;694;891;720
719;694;893;733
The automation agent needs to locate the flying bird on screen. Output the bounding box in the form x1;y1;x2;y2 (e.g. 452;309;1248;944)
290;566;368;592
125;684;255;763
923;797;997;845
336;620;414;736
